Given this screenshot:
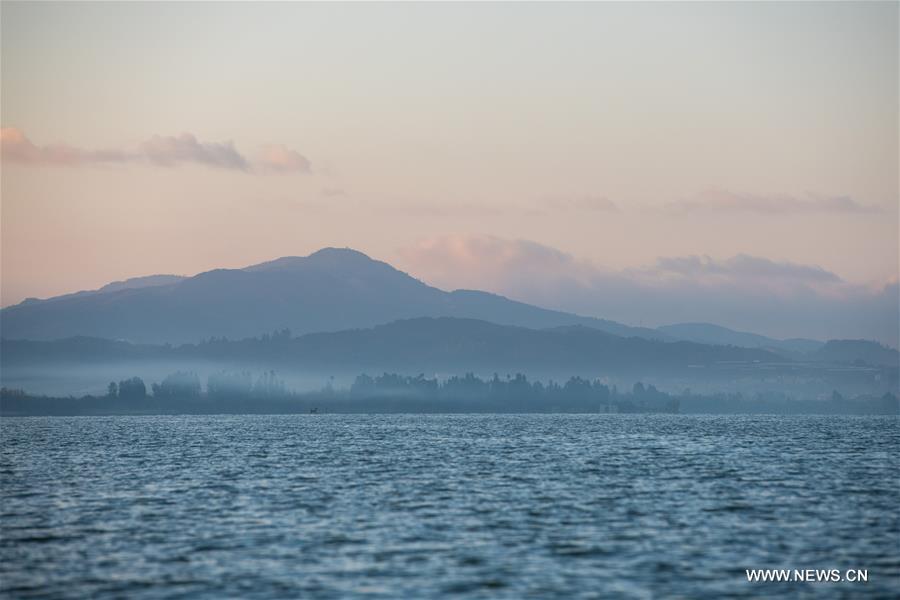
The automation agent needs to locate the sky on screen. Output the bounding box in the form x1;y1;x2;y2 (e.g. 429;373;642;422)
2;2;898;344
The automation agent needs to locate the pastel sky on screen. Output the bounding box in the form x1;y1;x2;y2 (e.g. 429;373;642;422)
2;2;898;343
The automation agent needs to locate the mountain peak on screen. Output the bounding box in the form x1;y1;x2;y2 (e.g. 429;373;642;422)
245;248;376;273
305;247;379;269
307;247;372;261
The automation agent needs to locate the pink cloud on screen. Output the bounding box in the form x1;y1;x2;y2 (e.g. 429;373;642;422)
1;127;133;166
2;127;311;174
397;234;592;293
665;188;882;215
256;144;311;174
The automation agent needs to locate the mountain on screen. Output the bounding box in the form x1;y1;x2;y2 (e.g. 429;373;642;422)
0;317;779;375
1;248;669;344
96;274;186;294
15;274;186;307
811;340;899;367
657;322;823;355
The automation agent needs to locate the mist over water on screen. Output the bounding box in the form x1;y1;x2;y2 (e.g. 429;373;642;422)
3;414;898;598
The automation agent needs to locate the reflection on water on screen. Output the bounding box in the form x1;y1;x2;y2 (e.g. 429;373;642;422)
2;414;898;598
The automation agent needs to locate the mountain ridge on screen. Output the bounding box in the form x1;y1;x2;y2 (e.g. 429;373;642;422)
0;317;780;375
5;248;893;355
0;248;670;344
657;322;824;354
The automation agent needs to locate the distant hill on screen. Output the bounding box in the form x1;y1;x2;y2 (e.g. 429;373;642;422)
657;322;823;355
1;317;779;376
0;248;668;344
812;340;899;367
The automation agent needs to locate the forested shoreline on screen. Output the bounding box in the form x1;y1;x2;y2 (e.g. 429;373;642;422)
1;371;896;416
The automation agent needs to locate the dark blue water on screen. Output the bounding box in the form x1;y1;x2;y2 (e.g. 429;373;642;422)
2;415;898;599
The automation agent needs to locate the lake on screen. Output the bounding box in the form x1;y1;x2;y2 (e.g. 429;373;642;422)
1;414;898;598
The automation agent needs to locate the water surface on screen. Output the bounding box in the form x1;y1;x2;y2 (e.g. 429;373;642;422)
2;415;898;598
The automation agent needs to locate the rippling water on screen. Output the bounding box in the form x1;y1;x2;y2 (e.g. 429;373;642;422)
2;415;898;598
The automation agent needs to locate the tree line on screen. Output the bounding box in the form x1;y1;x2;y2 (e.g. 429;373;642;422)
100;370;675;410
3;370;896;416
106;370;288;400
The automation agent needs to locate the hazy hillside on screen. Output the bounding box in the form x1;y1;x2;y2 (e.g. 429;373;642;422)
812;340;899;367
1;317;777;374
657;322;823;355
0;248;668;344
5;319;896;400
